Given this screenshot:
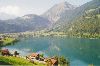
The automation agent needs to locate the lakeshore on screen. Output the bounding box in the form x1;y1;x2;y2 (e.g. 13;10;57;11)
0;31;100;39
0;31;100;66
0;48;69;66
0;37;99;66
0;36;19;47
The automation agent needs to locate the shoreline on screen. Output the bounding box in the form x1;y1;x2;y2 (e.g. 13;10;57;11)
0;31;100;39
0;37;19;47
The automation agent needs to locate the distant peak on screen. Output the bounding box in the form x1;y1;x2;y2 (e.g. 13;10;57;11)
23;14;38;17
55;1;75;10
21;14;38;19
59;1;71;5
43;1;76;23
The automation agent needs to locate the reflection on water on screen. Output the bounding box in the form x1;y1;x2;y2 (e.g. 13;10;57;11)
2;37;100;66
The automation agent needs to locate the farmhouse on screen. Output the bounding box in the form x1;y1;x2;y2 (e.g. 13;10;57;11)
28;53;40;60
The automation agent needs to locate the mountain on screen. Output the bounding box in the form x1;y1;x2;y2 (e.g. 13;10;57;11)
0;14;51;33
0;13;16;20
51;0;100;33
0;0;100;34
42;2;75;23
69;6;100;34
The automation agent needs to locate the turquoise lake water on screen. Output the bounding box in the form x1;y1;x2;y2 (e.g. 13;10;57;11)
2;37;100;66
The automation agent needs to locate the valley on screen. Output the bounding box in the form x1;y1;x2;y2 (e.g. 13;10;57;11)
0;0;100;39
0;0;100;66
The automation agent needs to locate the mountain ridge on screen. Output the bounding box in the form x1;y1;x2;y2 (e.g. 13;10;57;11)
42;1;76;23
0;0;100;34
51;0;100;33
0;14;51;33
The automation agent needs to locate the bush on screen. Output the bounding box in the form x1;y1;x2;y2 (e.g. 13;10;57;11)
54;56;70;66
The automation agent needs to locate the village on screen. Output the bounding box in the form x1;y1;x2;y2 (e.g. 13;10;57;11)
0;48;69;66
0;31;67;38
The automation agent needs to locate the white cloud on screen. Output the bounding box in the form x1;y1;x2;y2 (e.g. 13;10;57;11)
0;5;21;16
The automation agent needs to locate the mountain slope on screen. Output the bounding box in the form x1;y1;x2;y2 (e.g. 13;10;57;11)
51;0;100;33
0;14;51;33
69;7;100;34
42;2;75;23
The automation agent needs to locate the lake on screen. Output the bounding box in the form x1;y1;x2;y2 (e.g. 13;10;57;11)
1;37;100;66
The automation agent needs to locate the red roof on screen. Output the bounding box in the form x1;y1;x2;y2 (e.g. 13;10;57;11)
30;53;39;57
51;59;57;64
2;49;9;53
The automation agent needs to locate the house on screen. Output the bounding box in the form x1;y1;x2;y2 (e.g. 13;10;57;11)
29;53;40;60
26;53;59;66
46;58;58;66
51;58;58;66
1;49;10;56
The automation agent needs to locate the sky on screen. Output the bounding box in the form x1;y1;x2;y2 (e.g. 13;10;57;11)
0;0;92;16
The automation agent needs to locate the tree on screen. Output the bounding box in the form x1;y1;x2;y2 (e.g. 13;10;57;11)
54;56;70;66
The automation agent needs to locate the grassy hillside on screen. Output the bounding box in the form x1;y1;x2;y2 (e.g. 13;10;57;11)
0;37;18;47
51;0;100;38
0;56;46;66
67;7;100;38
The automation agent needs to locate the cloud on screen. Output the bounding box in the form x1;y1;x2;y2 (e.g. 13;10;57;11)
0;5;21;16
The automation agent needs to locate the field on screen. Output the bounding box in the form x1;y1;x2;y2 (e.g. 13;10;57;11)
0;56;46;66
